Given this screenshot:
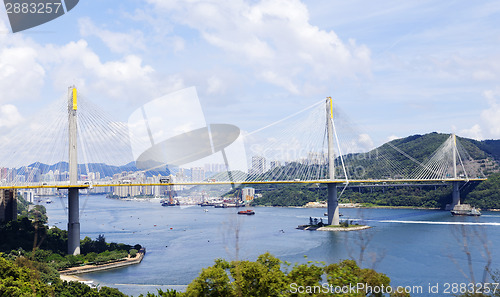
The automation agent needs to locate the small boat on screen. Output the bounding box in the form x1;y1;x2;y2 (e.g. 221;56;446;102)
450;204;481;216
324;212;343;217
204;209;208;212
238;209;255;215
161;199;180;206
199;201;214;207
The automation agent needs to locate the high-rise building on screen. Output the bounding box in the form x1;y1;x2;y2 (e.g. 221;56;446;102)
242;187;255;203
270;161;281;170
251;156;266;174
307;152;327;165
191;167;205;182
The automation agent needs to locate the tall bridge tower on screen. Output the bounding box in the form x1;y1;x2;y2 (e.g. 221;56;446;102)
67;86;81;255
450;133;461;210
326;97;340;226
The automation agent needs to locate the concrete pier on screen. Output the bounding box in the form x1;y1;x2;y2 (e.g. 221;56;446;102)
326;97;340;226
327;183;339;225
67;188;80;255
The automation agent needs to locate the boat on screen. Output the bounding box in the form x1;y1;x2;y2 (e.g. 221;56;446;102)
199;201;214;207
238;209;255;215
450;204;481;216
161;199;180;206
324;212;343;217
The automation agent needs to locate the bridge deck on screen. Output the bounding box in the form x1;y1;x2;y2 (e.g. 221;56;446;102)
0;178;487;189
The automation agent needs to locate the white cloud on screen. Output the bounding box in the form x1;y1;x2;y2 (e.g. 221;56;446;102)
358;133;374;150
146;0;371;94
460;124;483;140
39;39;175;103
206;76;225;94
0;46;45;103
0;104;24;128
387;135;400;142
458;88;500;140
78;18;146;54
480;88;500;137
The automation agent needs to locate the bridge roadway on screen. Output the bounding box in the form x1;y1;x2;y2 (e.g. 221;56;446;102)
0;178;487;190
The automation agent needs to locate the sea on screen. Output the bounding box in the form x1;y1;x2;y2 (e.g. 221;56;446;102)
43;194;500;296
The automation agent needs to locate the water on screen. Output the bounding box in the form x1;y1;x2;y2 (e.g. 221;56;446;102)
43;195;500;296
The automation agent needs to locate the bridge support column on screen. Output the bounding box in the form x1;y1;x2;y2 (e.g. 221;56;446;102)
67;188;80;255
452;181;460;207
445;181;461;211
327;184;339;226
67;86;80;255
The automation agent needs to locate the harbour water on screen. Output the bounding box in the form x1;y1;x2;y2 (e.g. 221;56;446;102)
44;194;500;296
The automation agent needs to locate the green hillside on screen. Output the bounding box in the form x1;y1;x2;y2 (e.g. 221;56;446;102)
249;132;500;209
343;132;497;179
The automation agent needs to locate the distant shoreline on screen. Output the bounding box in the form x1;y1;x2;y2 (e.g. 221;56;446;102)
255;204;500;211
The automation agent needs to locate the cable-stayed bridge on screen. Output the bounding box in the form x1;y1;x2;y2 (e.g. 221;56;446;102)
0;87;487;254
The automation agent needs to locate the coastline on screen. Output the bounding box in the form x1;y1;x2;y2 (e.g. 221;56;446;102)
59;252;145;277
255;204;500;211
60;274;87;282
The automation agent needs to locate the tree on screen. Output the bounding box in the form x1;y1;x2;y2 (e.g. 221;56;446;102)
0;256;53;297
184;259;232;297
182;253;401;297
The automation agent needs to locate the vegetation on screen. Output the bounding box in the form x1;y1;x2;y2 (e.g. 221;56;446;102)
465;172;500;209
0;215;141;296
0;255;129;297
227;132;500;209
148;253;401;297
252;178;500;210
17;194;48;224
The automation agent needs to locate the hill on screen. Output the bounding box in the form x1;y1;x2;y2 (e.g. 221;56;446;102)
343;132;499;179
251;132;500;208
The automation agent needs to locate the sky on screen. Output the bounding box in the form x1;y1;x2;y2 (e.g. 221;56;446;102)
1;0;500;150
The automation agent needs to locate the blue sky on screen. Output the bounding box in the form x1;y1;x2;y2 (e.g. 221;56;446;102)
1;0;500;148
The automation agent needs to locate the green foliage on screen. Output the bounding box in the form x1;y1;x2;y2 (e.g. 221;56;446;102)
465;173;500;209
0;254;130;297
129;249;138;258
17;194;48;224
0;217;48;253
0;256;53;297
233;132;500;209
253;184;323;207
138;289;182;297
181;252;394;297
342;185;453;209
52;280;130;297
0;218;138;272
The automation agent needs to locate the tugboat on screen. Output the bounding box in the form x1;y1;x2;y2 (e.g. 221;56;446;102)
450;204;481;216
237;209;255;215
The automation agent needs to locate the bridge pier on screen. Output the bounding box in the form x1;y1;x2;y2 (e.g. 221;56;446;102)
67;188;80;255
327;183;339;226
445;181;461;210
452;181;460;206
67;86;80;255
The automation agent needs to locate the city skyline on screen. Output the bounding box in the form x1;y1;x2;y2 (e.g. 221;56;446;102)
0;1;499;149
